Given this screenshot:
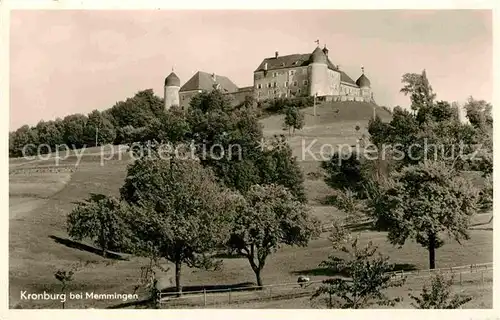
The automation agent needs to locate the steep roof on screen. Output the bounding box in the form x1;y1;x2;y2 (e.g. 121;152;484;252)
340;71;357;86
180;71;239;93
311;46;328;64
164;72;180;86
356;73;371;88
254;53;340;72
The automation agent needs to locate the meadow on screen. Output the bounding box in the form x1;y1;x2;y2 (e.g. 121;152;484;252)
9;102;493;309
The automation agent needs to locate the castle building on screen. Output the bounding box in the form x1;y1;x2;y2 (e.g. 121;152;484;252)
164;44;373;110
253;45;372;102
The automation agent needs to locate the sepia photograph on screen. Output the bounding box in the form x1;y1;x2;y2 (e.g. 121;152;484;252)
5;6;494;311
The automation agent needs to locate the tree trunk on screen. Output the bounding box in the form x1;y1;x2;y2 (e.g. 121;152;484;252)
248;245;264;289
253;267;263;288
100;228;107;258
428;233;436;269
175;260;182;296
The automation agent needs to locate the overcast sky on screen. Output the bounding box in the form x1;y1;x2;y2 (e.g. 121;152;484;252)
10;10;492;130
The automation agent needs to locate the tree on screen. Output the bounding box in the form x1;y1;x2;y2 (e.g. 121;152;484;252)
54;269;74;309
400;69;436;111
463;96;493;131
67;193;131;257
227;184;320;287
409;273;472;309
321;151;367;195
108;89;163;129
258;135;307;202
312;231;405;309
120;154;240;294
9;125;39;157
186;89;307;202
62;114;88;149
133;256;170;309
283;106;305;136
36;120;64;150
371;161;479;269
84;110;116;146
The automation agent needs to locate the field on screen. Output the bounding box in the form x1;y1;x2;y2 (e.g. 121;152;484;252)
8;102;493;309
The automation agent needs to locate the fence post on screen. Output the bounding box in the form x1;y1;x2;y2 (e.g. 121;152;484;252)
459;272;462;285
481;271;484;285
228;289;231;305
203;289;207;307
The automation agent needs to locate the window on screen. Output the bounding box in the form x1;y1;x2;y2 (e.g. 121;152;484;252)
273;72;277;77
257;83;262;89
289;70;295;76
293;81;298;87
273;82;277;88
268;90;273;95
267;83;272;88
303;80;309;86
298;89;301;94
284;81;289;87
303;68;307;74
274;90;278;94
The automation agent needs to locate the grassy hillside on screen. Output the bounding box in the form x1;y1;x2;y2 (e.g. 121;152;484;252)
9;101;492;309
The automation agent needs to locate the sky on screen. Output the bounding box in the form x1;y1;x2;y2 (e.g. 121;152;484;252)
9;10;492;130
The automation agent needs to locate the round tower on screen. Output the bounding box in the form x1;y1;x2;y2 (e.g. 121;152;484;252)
308;46;328;97
164;70;180;110
356;67;371;102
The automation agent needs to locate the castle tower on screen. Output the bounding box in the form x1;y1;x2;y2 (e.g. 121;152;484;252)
164;70;180;110
356;67;371;102
308;46;329;97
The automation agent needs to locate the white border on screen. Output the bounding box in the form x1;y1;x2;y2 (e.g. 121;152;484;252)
1;1;498;319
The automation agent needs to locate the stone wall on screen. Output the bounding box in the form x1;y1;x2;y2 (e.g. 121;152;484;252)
254;66;309;100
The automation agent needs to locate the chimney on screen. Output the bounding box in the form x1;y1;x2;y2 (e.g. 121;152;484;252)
212;73;216;82
275;51;279;58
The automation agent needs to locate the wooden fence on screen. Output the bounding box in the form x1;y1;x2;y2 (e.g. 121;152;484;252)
159;262;493;308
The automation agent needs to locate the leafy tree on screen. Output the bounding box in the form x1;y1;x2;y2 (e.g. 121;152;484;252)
36;120;64;150
258;135;307;202
321;151;367;195
141;106;191;144
120;154;240;294
283;106;305;135
133;256;170;309
84;110;116;146
261;96;314;114
9;125;39;157
227;184;320;287
186;89;307;202
409;273;472;309
400;69;436;111
312;232;405;309
464;96;493;131
108;89;163;129
371;161;479;269
62;114;88;149
54;269;74;309
67;193;131;257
